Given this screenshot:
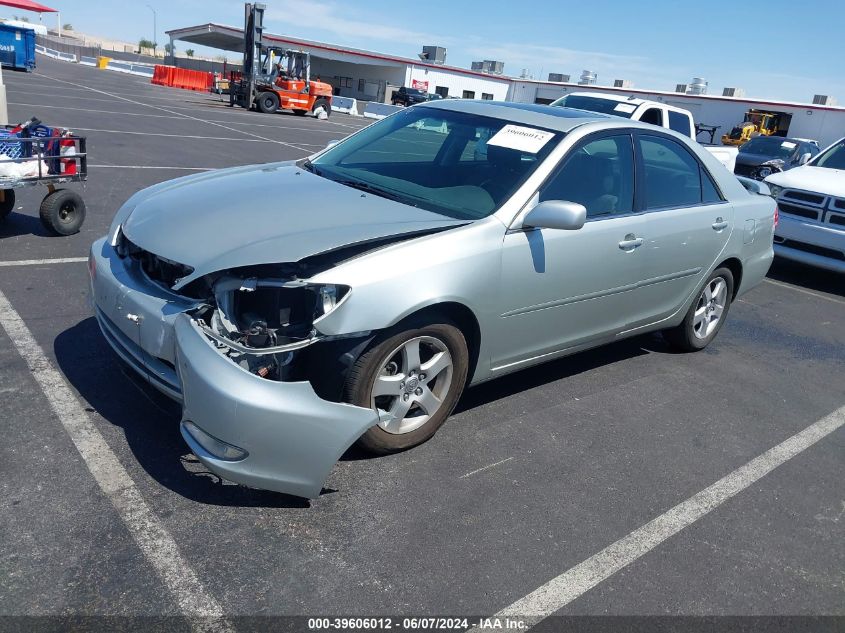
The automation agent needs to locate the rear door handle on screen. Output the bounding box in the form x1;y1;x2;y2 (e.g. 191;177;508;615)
618;235;644;251
712;217;729;231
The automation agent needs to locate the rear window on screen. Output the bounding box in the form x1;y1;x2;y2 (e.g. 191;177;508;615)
551;95;634;118
668;110;692;138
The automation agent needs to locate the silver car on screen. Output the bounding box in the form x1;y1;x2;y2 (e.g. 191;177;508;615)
89;101;775;498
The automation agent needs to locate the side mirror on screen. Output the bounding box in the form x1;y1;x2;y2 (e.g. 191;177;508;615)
326;140;340;149
523;200;587;231
799;152;812;165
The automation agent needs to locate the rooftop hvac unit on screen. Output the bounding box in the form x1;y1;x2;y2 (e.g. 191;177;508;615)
675;84;688;93
722;87;745;98
420;46;446;64
687;77;708;95
813;94;837;106
578;70;597;85
471;61;484;71
484;60;504;74
548;73;570;83
613;79;633;88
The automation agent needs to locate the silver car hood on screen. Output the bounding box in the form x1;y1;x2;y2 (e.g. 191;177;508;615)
120;163;465;287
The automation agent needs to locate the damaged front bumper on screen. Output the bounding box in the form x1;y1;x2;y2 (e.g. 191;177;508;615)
90;237;380;498
175;316;378;498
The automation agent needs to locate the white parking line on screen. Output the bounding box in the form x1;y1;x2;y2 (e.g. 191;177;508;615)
460;457;514;479
35;71;313;153
0;257;88;266
763;278;845;306
0;289;234;633
90;164;213;171
470;405;845;629
68;127;284;144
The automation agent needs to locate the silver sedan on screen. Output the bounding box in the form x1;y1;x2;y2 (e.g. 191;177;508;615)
89;100;776;498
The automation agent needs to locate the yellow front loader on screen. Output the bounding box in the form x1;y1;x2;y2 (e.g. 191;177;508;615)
722;109;791;146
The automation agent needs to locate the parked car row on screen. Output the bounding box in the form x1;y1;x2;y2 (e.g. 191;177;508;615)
91;100;778;498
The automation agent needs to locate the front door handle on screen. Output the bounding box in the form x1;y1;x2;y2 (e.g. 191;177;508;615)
712;217;729;231
618;234;644;251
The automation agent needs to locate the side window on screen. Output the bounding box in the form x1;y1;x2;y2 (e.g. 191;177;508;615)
540;135;634;218
640;108;664;127
668;110;692;138
639;135;703;209
701;166;722;204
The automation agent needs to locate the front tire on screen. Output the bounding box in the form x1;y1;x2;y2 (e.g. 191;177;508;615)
663;267;734;351
39;189;86;235
256;91;279;114
345;320;469;454
0;189;14;221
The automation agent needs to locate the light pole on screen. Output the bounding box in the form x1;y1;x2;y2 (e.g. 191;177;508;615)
145;4;157;57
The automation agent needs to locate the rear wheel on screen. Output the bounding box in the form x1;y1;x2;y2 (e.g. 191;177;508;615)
312;97;330;118
663;267;734;351
345;320;469;454
256;91;279;114
39;189;86;235
0;189;14;221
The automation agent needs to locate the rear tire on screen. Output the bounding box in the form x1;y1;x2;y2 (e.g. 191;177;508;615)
663;267;734;352
345;319;469;454
312;97;330;118
39;189;86;236
256;91;279;114
0;189;14;221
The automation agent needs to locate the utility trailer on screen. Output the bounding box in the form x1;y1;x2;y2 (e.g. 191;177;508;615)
0;122;88;235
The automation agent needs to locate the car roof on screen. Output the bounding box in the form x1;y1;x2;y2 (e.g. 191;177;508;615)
417;99;609;133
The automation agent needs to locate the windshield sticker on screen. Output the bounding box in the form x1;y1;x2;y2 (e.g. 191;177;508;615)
614;103;637;114
487;125;554;153
781;141;797;149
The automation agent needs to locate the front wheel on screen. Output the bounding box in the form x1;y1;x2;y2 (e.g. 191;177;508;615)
256;91;279;114
345;320;469;454
0;188;14;221
663;267;734;351
39;189;86;235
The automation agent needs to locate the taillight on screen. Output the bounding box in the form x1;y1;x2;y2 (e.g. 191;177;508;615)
774;205;779;228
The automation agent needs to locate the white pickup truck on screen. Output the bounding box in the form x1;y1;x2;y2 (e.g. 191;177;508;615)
764;136;845;273
551;92;738;172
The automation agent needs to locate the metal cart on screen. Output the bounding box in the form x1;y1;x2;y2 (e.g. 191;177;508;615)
0;124;88;236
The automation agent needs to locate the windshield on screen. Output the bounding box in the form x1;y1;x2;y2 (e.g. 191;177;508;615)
812;139;845;170
310;107;560;220
740;137;799;159
551;95;635;118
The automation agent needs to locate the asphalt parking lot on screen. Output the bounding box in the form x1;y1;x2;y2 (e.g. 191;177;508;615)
1;57;843;630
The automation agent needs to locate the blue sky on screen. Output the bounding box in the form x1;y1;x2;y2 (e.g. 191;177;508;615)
13;0;845;103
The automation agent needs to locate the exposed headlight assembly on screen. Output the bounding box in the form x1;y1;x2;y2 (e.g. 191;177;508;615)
207;276;350;352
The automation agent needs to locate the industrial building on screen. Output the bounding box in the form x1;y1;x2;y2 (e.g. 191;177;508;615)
165;22;845;148
165;23;511;104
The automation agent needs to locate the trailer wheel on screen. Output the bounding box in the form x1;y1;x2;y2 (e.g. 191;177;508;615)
312;98;331;118
0;189;14;222
39;189;86;236
257;91;279;114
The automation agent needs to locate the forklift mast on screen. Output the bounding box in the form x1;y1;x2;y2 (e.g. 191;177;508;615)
241;2;265;111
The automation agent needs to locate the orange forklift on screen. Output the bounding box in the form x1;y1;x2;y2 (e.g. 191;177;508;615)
230;3;333;117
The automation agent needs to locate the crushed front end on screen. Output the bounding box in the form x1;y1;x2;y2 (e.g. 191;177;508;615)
89;234;381;498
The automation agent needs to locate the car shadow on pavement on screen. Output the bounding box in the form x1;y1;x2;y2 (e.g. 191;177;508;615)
767;258;845;298
454;335;655;416
54;317;310;509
